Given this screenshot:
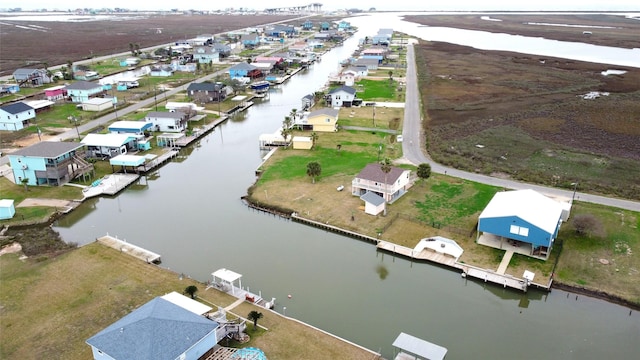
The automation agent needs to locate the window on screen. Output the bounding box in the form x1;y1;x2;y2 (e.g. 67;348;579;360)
510;225;529;237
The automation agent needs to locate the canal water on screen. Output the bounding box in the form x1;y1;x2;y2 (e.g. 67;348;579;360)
54;12;639;359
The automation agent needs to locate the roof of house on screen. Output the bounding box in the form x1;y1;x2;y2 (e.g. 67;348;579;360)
108;121;153;131
83;97;112;105
328;85;356;95
65;81;102;90
12;68;42;76
302;94;314;100
479;189;565;235
161;292;212;315
355;163;407;185
86;297;218;360
308;108;339;118
0;102;34;114
187;82;223;92
146;111;185;119
228;62;257;71
81;133;138;147
360;191;385;206
10;141;84;158
354;58;379;66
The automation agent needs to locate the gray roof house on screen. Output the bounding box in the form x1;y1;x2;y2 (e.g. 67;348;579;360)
0;102;35;131
352;163;412;204
327;85;357;107
86;297;219;360
12;68;52;86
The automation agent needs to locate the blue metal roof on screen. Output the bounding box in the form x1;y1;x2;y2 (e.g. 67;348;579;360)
0;101;33;114
86;297;218;360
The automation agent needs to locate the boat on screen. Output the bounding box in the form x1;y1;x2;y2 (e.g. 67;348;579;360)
250;80;270;91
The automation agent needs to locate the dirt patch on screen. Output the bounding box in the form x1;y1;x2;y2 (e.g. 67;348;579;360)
16;198;75;208
0;242;22;256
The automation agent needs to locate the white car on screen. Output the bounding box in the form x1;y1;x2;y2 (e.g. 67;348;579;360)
396;135;403;143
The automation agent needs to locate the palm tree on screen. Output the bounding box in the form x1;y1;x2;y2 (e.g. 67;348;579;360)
380;158;392;215
184;285;198;299
310;132;318;149
247;310;263;330
290;108;298;120
129;43;135;55
21;178;29;191
388;70;393;83
306;161;321;183
134;43;140;55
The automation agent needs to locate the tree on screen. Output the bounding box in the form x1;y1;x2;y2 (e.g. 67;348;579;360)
134;43;140;55
572;214;603;237
290;108;298;120
417;163;431;180
388;70;393;83
306;161;321;183
184;285;198;299
247;310;263;330
20;178;29;191
129;43;135;55
310;132;318;149
380;158;392;215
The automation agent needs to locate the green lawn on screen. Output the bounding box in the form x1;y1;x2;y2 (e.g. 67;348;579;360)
355;78;397;100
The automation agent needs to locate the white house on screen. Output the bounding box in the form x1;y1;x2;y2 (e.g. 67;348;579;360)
0;102;35;131
81;133;142;158
326;85;357;107
352;163;411;203
144;111;188;132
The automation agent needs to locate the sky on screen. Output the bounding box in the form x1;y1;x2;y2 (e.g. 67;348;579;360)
4;0;639;12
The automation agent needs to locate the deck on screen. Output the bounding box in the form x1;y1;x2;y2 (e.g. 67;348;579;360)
377;240;457;267
82;173;140;198
174;116;228;147
136;150;178;173
96;234;161;263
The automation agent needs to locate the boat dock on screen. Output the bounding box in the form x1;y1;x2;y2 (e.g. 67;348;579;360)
377;240;457;267
96;234;161;263
136;150;179;173
174;116;228;147
205;268;275;310
82;173;140;198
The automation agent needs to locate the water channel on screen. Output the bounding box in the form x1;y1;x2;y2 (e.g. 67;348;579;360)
54;12;639;359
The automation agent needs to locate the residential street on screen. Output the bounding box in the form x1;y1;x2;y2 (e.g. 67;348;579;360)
400;43;640;212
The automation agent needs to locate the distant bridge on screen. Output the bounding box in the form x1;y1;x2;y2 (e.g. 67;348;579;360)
265;3;322;14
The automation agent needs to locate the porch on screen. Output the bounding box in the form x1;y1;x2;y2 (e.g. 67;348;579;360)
477;233;549;260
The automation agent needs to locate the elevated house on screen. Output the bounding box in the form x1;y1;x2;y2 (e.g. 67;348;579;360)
86;296;221;360
372;28;393;45
320;22;331;31
301;94;315;111
44;85;67;101
193;46;220;64
302;19;314;30
187;82;226;104
338;21;351;31
0;83;20;94
12;68;51;87
8;141;93;186
326;85;357;107
82;133;144;159
65;81;104;103
108;120;153;135
265;24;296;37
352;163;412;204
0;102;35;131
477;189;567;260
298;108;339;132
353;58;379;70
228;62;261;79
145;111;188;132
343;66;368;78
212;43;232;58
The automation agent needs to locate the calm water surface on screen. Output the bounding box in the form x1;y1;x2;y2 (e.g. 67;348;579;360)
54;13;640;359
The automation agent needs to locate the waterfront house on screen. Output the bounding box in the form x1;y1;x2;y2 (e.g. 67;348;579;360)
353;58;379;70
44;85;67;101
228;62;261;79
150;65;174;77
1;83;21;94
0;199;15;220
212;43;232;58
187;83;226;104
12;68;51;87
338;21;351;31
145;111;188;132
320;22;331;31
65;81;104;102
0;102;35;131
351;163;411;203
82;133;142;158
343;66;368;78
74;70;100;81
327;85;357;107
108;121;153;135
477;189;566;260
298;108;339;132
193;46;220;64
301;94;315;111
372;28;393;45
265;24;296;37
302;19;314;30
8;141;92;186
86;296;220;360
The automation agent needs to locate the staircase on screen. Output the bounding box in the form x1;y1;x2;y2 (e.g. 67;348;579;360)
71;155;94;180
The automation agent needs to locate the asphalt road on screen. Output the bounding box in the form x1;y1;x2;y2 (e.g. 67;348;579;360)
400;43;640;212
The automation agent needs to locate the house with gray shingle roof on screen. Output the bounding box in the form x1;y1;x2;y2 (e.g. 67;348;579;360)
65;81;104;102
86;297;219;360
8;141;91;186
193;46;220;64
352;163;411;204
187;82;227;104
12;68;52;87
326;85;357;107
0;102;35;131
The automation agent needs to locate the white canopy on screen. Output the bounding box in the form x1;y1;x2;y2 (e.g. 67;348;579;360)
212;268;243;295
393;332;448;360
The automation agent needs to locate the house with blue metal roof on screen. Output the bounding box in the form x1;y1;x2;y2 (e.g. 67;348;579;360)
86;297;219;360
477;189;566;259
0;102;35;131
108;121;153;135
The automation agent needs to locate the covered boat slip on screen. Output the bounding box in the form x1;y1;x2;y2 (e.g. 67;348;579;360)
393;332;448;360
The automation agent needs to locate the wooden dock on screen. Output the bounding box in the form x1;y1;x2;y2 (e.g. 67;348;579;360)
174;116;228;147
377;241;457;267
136;150;178;173
460;264;529;291
96;235;161;263
82;173;140;198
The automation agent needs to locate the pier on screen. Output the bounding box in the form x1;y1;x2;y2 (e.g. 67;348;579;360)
174;116;228;147
96;234;161;263
136;150;179;173
82;173;140;198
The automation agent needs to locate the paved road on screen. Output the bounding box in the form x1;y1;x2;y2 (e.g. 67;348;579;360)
400;43;640;212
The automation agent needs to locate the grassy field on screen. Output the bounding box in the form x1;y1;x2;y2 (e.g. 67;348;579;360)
0;243;378;360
